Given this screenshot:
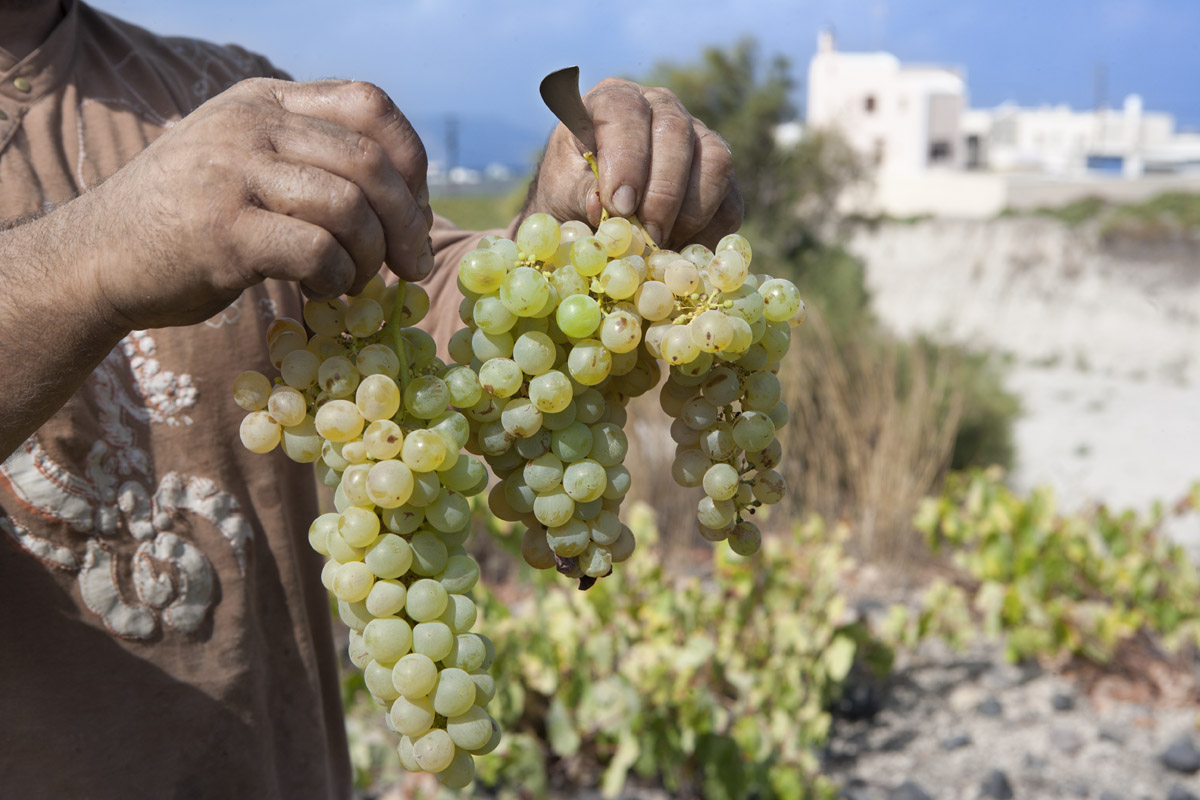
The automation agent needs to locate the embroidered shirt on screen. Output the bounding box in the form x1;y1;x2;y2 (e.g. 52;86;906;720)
0;2;476;797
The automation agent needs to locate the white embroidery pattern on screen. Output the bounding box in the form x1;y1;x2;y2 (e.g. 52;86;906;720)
0;333;253;639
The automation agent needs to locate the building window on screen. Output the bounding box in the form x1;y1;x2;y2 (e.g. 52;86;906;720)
864;95;876;113
873;139;886;166
929;140;952;162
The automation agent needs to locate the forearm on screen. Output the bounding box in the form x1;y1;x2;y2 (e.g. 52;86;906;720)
0;194;130;459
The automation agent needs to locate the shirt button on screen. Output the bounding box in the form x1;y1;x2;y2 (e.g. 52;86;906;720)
13;77;32;93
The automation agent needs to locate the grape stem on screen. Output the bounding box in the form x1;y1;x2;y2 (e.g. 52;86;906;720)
584;151;660;253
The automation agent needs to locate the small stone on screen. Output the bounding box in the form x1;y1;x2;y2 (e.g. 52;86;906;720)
1099;727;1126;745
1024;752;1047;771
980;769;1014;799
942;733;972;751
887;781;933;800
1052;692;1076;711
1168;786;1199;800
1161;735;1200;775
977;697;1004;717
1051;725;1085;756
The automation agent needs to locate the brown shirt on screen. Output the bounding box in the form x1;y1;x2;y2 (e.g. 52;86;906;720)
0;2;476;798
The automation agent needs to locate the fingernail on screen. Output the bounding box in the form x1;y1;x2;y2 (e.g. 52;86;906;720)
612;185;637;217
416;239;434;278
416;183;430;210
643;222;663;247
422;204;434;230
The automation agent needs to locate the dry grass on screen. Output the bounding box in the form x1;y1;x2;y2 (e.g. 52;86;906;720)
624;309;965;570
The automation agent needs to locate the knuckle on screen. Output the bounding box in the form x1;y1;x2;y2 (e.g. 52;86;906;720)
652;110;695;144
330;180;368;220
354;135;390;173
348;81;396;121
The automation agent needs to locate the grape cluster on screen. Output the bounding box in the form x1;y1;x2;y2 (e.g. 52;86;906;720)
451;212;804;587
232;277;498;788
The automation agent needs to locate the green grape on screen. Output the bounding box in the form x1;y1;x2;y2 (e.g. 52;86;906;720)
346;296;384;337
339;506;381;548
478;357;523;398
582;543;613;577
751;469;786;504
338;600;374;633
697;495;736;529
447;327;474;365
706;249;748;293
472;294;517;334
671;449;710;488
426;488;471;533
440;455;486;493
682;396;719;430
280;415;322;463
390;694;435;737
728;520;762;555
546;518;591;556
332;561;374;603
412;621;455;662
664;259;700;297
512;331;556;375
596;217;633;256
392;652;439;698
676;349;714;379
722;317;754;354
366;579;407;617
634;280;675;321
437;749;476;788
413;728;456;773
232;370;272;412
408;470;443;507
363;617;413;665
499;266;550;317
514;428;551;459
573;389;606;424
365;460;415;509
768;401;790;430
533;487;575;528
571;236;609;276
702;462;741;502
502;472;536;514
562;459;607;503
738;343;770;371
661;325;700;365
556;294;602;338
401;429;447;472
308;513;338;556
280;348;320;390
409;531;449;576
599;308;642;354
587;423;628;467
699;422;736;461
303;298;347;337
598;258;640;300
516;212;561;261
718;283;765;324
480;233;520;267
681;242;713;266
446;706;493;751
318;355;360;398
314;399;364;443
365;659;401;703
439;554;481;595
588;510;621;545
470;328;514;361
759;278;804;322
551;421;594;462
732;411;776;452
457;248;507;295
701;367;741;407
551;264;589;299
690;309;735;353
521;525;556;569
743;371;781;411
431;411;470;449
602;465;631;500
610;524;636;563
393;281;430;326
406;578;449;622
445;633;487;672
528;370;573;413
566;339;612;386
443;365;483;409
500;397;543;438
363;419;404;460
524;452;564;492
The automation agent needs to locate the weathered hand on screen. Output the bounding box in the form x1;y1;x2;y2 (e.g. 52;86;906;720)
86;78;433;330
525;78;743;250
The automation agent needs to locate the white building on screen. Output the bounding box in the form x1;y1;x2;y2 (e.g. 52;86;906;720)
807;29;966;175
805;30;1200;217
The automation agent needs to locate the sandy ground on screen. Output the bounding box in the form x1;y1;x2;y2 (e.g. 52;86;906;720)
850;217;1200;549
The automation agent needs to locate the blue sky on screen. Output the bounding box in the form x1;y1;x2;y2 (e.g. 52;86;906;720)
92;0;1200;170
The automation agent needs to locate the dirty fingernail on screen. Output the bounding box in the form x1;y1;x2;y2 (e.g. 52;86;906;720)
416;239;434;278
416;183;430;210
612;185;637;217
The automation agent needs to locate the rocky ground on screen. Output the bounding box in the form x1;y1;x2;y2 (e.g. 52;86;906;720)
825;634;1200;800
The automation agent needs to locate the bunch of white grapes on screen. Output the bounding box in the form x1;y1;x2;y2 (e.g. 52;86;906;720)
232;277;498;788
451;212;804;587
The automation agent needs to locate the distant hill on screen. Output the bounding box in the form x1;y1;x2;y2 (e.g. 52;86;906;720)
410;113;546;174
